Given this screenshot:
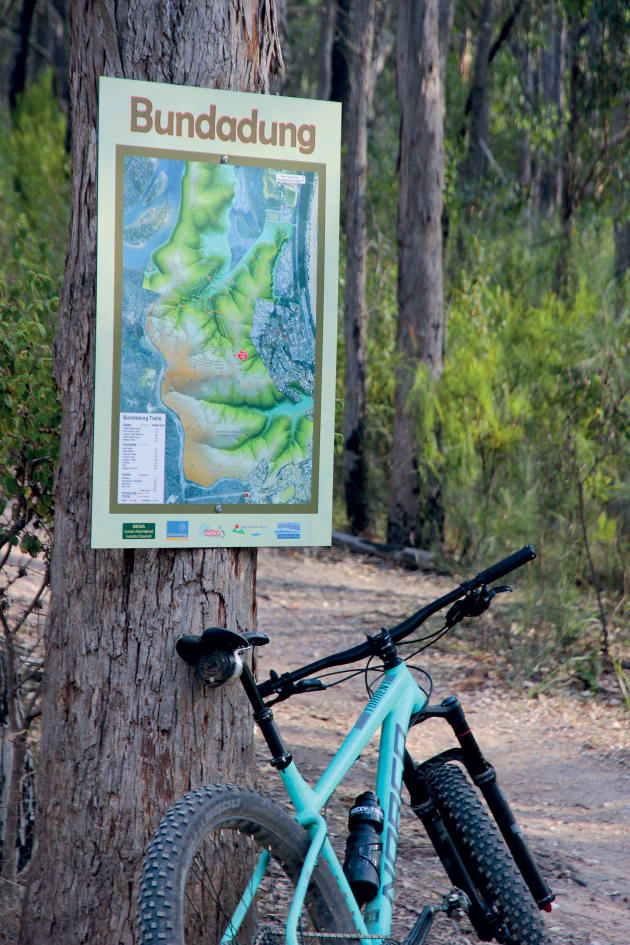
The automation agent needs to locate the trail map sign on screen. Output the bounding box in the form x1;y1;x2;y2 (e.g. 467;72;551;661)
92;77;341;548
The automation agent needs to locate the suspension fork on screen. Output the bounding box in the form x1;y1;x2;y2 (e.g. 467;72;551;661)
402;752;498;940
407;696;554;912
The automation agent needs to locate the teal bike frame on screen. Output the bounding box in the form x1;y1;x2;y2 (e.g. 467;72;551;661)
230;660;427;945
282;661;426;945
179;546;555;945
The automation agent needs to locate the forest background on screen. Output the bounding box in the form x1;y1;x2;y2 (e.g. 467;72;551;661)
0;0;629;910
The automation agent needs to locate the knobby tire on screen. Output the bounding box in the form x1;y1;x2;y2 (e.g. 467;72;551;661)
138;783;355;945
427;763;550;945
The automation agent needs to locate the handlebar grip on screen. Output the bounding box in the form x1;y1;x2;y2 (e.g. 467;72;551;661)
473;545;536;587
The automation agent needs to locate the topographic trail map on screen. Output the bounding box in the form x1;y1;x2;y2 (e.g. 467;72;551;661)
119;154;319;507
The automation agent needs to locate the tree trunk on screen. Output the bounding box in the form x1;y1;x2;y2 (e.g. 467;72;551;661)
0;646;14;875
270;0;288;92
342;0;375;534
612;101;630;287
463;0;494;185
0;628;35;882
388;0;445;549
554;12;579;294
330;0;350;104
18;3;281;944
537;9;565;217
438;0;454;98
8;0;36;110
0;729;27;884
317;0;338;101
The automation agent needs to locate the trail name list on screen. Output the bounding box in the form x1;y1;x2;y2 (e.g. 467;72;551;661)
130;96;316;154
118;413;166;504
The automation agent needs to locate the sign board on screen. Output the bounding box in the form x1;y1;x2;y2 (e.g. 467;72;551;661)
92;77;341;548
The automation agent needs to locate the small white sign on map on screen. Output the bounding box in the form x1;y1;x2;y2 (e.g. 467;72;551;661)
276;173;307;186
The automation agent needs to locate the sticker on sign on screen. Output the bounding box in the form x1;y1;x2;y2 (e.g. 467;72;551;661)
276;173;306;186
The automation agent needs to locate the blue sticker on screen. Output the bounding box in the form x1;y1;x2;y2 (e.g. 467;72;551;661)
166;520;189;539
275;521;301;539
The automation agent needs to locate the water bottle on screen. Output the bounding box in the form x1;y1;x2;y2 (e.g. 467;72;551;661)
342;791;384;906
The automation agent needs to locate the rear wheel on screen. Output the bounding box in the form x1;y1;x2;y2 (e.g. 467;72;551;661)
138;784;356;945
427;763;549;945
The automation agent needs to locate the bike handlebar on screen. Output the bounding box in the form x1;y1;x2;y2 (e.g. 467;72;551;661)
472;544;536;588
257;545;536;700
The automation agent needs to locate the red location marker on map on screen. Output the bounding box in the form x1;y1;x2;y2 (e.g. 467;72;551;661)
237;350;248;361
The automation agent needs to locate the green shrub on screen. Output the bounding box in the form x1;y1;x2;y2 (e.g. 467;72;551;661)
410;223;630;668
0;226;61;557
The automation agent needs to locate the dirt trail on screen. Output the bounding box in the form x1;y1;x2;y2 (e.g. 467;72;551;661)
254;547;630;945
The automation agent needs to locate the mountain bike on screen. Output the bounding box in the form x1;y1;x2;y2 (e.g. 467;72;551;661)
138;545;554;945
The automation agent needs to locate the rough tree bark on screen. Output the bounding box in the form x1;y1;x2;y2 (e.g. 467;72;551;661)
388;0;446;549
18;3;282;944
342;0;376;534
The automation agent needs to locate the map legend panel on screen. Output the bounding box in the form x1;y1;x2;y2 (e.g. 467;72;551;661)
117;413;165;504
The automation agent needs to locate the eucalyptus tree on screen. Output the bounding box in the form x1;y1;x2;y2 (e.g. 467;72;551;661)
388;0;448;549
18;3;282;943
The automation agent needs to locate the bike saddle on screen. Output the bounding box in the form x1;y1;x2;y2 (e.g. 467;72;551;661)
176;628;269;667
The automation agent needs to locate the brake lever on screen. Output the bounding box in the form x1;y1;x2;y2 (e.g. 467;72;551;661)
445;584;512;628
265;672;326;706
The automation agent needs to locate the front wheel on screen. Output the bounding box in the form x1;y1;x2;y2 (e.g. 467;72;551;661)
428;763;550;945
138;783;355;945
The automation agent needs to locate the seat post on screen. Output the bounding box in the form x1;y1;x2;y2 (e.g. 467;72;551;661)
240;663;293;770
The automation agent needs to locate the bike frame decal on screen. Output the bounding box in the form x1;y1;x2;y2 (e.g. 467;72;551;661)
276;661;427;945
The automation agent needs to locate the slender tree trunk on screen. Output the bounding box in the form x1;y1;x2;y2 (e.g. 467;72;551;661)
555;12;579;294
317;0;338;100
537;9;565;217
614;216;630;283
18;3;281;944
270;0;288;92
0;730;26;884
517;44;533;190
0;646;14;875
388;0;445;549
50;0;69;106
463;0;494;185
8;0;36;110
612;101;630;287
330;0;350;104
438;0;454;98
342;0;376;534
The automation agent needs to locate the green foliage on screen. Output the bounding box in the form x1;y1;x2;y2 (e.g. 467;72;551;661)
0;226;61;556
0;70;70;277
410;220;630;669
0;72;67;557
